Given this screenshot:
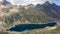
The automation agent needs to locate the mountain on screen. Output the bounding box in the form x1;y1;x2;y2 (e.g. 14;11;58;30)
36;1;60;20
0;1;60;24
43;1;51;5
0;0;11;6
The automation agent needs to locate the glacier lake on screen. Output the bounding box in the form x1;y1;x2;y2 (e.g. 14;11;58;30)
8;22;57;32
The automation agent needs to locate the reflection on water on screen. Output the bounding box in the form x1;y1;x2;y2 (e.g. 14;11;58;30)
9;22;57;32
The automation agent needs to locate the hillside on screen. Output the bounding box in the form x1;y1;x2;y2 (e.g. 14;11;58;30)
0;0;60;34
0;0;60;25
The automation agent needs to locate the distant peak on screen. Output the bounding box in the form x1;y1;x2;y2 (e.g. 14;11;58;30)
2;0;11;5
52;3;56;5
45;1;50;4
36;4;41;5
43;1;51;5
26;4;34;7
27;4;34;6
35;4;41;7
2;0;6;1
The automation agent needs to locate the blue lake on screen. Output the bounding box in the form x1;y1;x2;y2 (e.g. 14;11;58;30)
8;22;57;32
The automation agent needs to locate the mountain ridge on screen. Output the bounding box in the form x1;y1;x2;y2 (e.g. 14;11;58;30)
0;0;60;24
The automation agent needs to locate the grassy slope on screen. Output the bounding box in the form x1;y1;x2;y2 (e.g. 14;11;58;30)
0;31;8;34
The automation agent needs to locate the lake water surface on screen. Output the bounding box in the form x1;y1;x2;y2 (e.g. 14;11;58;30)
9;22;57;32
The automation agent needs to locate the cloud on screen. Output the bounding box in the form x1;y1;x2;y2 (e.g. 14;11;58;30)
0;0;2;1
8;0;60;5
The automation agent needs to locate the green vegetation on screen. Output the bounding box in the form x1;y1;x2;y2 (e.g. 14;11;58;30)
2;23;11;28
22;26;60;34
0;31;8;34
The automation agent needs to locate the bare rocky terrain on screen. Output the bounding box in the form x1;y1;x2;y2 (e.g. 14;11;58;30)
0;0;60;34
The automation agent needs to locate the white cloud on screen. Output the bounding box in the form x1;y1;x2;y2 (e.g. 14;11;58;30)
0;0;2;1
7;0;60;5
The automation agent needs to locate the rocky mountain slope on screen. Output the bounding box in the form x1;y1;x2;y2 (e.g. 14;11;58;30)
0;0;60;25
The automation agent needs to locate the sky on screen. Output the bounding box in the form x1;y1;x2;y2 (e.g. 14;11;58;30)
0;0;60;5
